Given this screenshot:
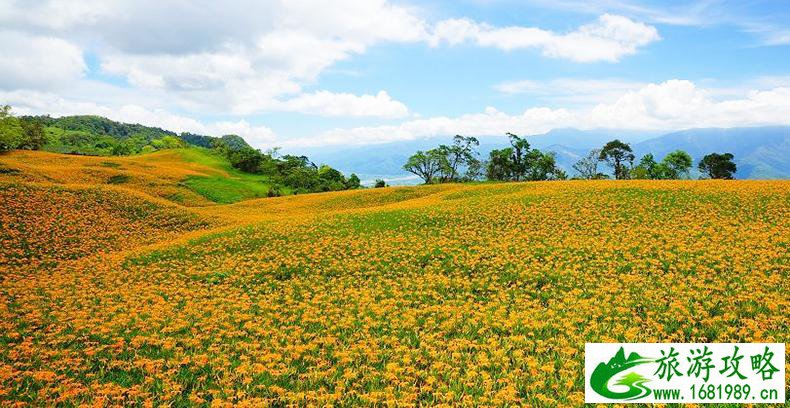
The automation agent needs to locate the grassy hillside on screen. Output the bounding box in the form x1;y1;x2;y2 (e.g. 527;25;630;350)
0;151;788;406
0;147;284;205
3;114;358;196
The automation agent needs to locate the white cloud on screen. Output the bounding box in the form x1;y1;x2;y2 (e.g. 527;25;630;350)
517;0;717;27
522;0;790;47
101;52;256;91
0;30;86;90
203;120;277;147
283;80;790;147
255;31;366;81
0;0;115;30
0;0;429;117
277;0;428;44
430;14;659;62
588;80;790;130
276;91;409;118
494;78;648;105
764;31;790;45
284;106;575;147
5;79;789;150
746;26;790;46
0;0;662;119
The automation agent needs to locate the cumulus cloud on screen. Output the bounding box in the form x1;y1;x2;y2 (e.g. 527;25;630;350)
588;80;790;130
101;52;256;91
0;30;86;90
275;91;409;118
0;0;427;116
430;14;659;62
0;0;662;118
283;80;790;147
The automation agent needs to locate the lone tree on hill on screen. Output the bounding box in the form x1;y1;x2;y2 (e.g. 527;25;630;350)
698;153;737;179
485;133;564;181
599;139;635;180
346;174;361;189
505;132;532;181
437;135;480;182
631;153;659;179
662;150;693;179
573;148;603;179
403;149;446;184
631;150;693;179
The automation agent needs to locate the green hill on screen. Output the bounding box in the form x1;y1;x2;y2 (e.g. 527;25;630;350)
21;114;231;156
2;112;360;198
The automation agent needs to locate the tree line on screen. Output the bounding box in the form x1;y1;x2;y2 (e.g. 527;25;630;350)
404;134;738;183
403;133;566;184
212;141;361;194
0;106;187;155
0;105;47;151
574;139;737;180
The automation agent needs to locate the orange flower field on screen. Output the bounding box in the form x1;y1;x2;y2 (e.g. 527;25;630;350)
0;151;788;406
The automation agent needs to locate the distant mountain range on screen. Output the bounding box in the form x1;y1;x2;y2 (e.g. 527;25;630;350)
295;127;790;183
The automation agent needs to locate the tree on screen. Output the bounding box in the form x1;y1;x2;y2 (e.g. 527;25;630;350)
573;149;602;179
115;134;148;155
374;179;387;188
552;167;568;180
403;148;445;184
150;135;185;150
19;118;46;150
227;147;263;173
525;150;563;181
662;150;693;179
486;133;532;181
631;153;658;179
698;153;737;179
265;146;281;158
486;133;565;182
317;165;346;191
0;105;25;152
437;135;479;182
278;155;315;173
463;156;484;181
346;174;361;189
486;148;514;181
219;134;251;151
284;166;319;192
599;139;634;180
506;132;531;181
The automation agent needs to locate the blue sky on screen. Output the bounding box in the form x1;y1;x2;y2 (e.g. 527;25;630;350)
1;0;789;149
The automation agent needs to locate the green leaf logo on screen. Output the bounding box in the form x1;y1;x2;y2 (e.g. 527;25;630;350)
590;347;655;400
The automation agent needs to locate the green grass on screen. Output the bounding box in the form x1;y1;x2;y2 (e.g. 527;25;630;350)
175;147;237;172
182;175;273;204
99;161;121;168
106;174;131;184
174;148;293;204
